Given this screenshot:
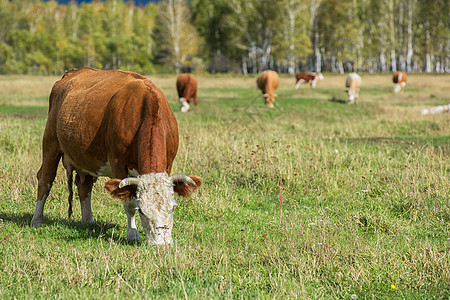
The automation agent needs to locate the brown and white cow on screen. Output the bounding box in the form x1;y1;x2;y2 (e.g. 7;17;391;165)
31;67;202;245
345;73;362;104
393;71;407;93
256;70;279;108
176;73;198;112
295;72;324;89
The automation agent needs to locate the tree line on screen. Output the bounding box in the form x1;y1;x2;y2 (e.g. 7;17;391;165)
0;0;448;75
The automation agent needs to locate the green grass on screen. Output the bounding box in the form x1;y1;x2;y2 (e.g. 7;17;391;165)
0;73;449;299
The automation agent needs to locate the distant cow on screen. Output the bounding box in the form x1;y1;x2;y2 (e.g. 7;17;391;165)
295;72;324;89
256;70;279;108
345;73;362;104
31;67;202;245
393;71;407;93
176;73;198;112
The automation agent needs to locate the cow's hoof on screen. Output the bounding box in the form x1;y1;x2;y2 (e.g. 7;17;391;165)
31;219;43;228
126;229;140;241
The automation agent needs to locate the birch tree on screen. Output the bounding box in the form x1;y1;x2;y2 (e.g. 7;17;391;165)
317;0;359;73
273;0;311;74
156;0;201;73
227;0;281;73
404;0;417;72
309;0;322;72
191;0;233;73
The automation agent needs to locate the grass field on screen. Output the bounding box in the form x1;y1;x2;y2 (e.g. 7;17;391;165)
0;73;449;299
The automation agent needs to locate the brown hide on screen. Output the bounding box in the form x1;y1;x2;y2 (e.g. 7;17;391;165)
256;70;279;107
295;73;315;83
176;73;198;107
393;71;407;84
41;67;179;182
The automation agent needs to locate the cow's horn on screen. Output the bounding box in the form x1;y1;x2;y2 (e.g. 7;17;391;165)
119;177;141;188
170;174;196;186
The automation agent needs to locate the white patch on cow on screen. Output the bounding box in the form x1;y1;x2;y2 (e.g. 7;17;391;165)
134;172;175;245
123;199;139;241
347;89;358;103
401;82;406;87
31;194;48;227
393;84;401;93
311;80;317;88
179;97;190;112
295;80;304;89
398;72;402;81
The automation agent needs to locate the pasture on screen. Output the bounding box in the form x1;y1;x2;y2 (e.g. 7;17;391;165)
0;73;449;299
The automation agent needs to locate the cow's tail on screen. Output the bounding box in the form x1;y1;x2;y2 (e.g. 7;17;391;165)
66;168;74;219
63;156;74;219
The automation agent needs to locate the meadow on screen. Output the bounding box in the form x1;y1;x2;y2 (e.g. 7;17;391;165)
0;73;449;299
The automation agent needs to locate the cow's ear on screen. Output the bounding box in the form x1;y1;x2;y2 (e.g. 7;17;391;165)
173;176;202;198
105;179;137;201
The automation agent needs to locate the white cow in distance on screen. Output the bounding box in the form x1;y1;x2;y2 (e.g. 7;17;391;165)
345;73;362;104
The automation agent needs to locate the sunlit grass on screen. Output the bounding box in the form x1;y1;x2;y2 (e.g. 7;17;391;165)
0;73;449;298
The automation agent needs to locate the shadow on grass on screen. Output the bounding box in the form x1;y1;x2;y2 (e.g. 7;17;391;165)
329;97;348;104
0;105;48;119
0;211;142;246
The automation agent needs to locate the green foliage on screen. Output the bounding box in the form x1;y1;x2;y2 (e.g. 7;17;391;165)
0;0;448;74
0;0;157;75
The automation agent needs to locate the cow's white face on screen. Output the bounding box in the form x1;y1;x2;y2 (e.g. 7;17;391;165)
179;97;190;112
347;89;358;103
106;172;199;246
131;173;176;245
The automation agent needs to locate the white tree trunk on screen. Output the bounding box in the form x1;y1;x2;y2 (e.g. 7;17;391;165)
391;49;397;72
406;10;413;72
379;50;386;72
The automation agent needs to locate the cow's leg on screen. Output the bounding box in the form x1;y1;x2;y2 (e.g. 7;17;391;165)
193;90;199;111
123;200;139;241
31;143;62;227
75;174;96;223
295;79;304;89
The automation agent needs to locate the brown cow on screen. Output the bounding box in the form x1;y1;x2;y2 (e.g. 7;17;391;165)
31;67;202;245
393;71;407;93
256;70;279;108
295;72;324;89
345;73;362;104
176;73;198;112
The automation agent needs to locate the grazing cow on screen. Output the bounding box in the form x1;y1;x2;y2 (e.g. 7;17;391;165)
176;73;198;112
393;71;407;93
256;70;279;108
31;67;202;245
345;73;362;104
295;72;324;89
421;104;450;115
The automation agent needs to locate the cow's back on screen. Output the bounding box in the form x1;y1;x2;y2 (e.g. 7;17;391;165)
257;70;279;93
47;68;178;176
393;71;407;83
346;73;361;89
176;74;197;97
